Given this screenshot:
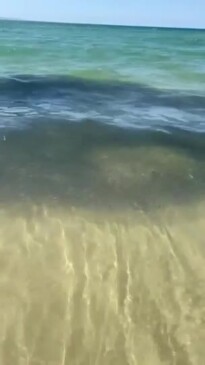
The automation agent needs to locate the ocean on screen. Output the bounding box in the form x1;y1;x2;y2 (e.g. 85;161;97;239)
0;20;205;365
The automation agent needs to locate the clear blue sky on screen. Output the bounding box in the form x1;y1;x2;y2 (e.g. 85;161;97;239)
0;0;204;29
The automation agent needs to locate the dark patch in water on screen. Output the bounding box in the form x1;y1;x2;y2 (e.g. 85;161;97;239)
0;75;204;132
0;74;204;109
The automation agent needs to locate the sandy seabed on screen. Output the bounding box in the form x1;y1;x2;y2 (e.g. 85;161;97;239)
0;201;204;365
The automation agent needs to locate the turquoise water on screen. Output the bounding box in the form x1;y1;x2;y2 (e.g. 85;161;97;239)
0;20;205;131
0;20;205;365
1;21;205;89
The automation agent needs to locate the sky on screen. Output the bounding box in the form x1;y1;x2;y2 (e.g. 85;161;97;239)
0;0;204;29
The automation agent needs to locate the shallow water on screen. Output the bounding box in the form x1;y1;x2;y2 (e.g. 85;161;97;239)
0;20;205;365
0;121;205;364
0;200;205;365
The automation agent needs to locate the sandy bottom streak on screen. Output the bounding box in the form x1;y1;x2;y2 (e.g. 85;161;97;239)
0;202;204;365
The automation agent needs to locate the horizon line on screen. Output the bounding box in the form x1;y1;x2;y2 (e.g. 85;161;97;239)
0;17;204;31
